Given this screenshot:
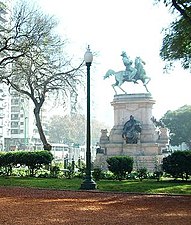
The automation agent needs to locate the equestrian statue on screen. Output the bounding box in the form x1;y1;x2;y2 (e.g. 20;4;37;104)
104;51;151;94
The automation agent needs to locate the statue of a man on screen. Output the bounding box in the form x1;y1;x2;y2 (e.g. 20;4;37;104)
122;115;142;144
121;51;137;82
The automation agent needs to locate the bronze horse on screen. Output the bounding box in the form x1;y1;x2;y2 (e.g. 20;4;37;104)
104;57;151;94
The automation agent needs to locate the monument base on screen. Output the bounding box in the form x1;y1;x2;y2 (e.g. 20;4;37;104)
95;93;169;172
94;142;163;171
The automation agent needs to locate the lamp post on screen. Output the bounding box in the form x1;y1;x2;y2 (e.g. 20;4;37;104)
80;46;97;190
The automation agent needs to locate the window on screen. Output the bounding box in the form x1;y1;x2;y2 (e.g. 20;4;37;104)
11;106;19;112
11;114;19;120
11;99;19;105
11;129;19;134
11;121;19;127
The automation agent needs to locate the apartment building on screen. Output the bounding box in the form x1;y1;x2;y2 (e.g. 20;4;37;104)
0;1;9;150
4;90;50;151
4;91;29;150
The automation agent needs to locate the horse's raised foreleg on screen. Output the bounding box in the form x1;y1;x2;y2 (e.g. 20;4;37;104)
112;83;127;94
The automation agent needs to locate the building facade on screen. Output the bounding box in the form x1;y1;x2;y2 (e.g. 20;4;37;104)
0;0;10;150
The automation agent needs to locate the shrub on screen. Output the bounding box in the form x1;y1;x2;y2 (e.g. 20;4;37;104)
106;156;133;181
92;168;103;181
137;167;147;181
153;171;163;181
50;166;60;178
101;171;116;180
0;151;53;177
162;150;191;180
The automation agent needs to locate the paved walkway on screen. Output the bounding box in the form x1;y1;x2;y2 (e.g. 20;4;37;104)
0;187;191;225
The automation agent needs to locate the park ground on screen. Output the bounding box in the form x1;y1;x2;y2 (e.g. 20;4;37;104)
0;187;191;225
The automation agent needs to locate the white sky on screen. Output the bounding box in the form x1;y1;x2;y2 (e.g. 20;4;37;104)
34;0;190;127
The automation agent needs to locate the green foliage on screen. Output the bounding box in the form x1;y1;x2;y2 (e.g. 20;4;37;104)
92;168;103;181
161;105;191;148
100;171;116;180
153;171;163;181
11;167;29;177
0;151;53;177
106;156;133;181
50;166;60;178
163;150;191;180
0;151;28;176
75;160;86;179
63;163;75;179
160;16;191;70
154;0;191;70
22;151;53;176
137;167;148;181
153;158;163;181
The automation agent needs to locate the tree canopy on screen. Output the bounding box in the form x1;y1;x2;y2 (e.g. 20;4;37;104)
154;0;191;70
161;105;191;148
0;1;84;150
48;114;109;146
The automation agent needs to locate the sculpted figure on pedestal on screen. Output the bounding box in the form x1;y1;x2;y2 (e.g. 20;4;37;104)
104;51;151;94
122;115;142;144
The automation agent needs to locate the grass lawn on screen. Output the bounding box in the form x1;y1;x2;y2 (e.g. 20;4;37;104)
0;176;190;195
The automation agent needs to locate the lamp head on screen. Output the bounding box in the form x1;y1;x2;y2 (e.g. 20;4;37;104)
84;45;93;64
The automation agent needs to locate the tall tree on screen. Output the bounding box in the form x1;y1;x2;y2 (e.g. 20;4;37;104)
48;115;85;145
161;105;191;149
154;0;191;70
48;114;109;146
0;1;84;150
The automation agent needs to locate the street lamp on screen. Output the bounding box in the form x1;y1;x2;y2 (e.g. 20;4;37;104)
80;46;97;190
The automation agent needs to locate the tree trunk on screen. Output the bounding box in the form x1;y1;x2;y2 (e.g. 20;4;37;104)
34;106;52;151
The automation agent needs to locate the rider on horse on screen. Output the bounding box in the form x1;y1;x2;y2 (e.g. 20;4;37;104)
104;51;151;94
121;51;137;83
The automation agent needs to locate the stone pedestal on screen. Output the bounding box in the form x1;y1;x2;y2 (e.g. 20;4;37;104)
96;93;169;171
110;93;158;144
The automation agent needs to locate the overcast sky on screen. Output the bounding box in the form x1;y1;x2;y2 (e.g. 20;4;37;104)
32;0;191;127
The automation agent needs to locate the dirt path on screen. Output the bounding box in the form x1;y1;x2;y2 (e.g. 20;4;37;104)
0;187;191;225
